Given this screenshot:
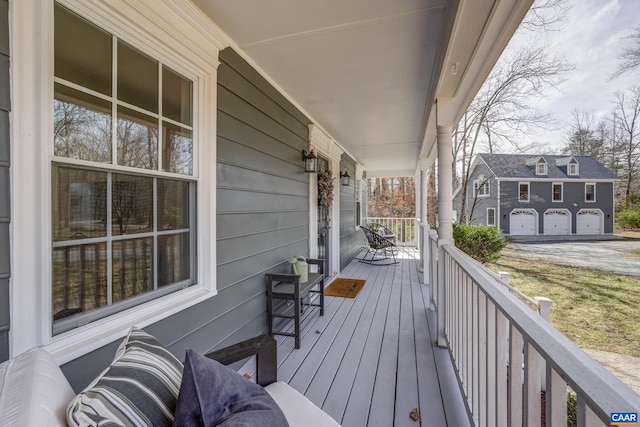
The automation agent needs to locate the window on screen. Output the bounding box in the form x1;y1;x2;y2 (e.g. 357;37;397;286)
585;183;596;202
568;163;579;175
536;162;547;175
487;208;496;226
552;183;563;202
53;4;196;334
518;182;530;202
473;177;489;197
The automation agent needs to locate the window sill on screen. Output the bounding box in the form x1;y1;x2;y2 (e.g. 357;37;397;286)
45;285;217;364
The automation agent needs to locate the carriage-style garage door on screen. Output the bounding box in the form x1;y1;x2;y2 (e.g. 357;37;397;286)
510;209;537;235
544;210;570;235
576;209;602;235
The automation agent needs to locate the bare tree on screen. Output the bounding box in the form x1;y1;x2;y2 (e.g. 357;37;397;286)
520;0;570;32
610;27;640;80
454;44;573;221
562;109;606;158
613;86;640;202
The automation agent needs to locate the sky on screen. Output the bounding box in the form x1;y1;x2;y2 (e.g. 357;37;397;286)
503;0;640;153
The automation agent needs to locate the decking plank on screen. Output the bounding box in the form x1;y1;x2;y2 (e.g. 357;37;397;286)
339;261;396;427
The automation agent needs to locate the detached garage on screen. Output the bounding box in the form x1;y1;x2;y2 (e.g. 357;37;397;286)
510;209;537;235
576;209;603;235
544;209;570;235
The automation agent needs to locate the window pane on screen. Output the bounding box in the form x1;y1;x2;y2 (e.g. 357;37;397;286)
117;41;158;113
158;179;190;230
52;243;108;322
54;84;112;163
117;106;158;169
163;66;192;126
112;174;153;236
53;166;107;241
158;233;190;287
163;122;193;175
54;4;112;96
112;238;153;303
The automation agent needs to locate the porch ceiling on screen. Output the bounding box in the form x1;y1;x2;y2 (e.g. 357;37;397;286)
192;0;532;177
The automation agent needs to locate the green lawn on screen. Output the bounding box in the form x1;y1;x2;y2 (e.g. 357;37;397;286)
486;246;640;357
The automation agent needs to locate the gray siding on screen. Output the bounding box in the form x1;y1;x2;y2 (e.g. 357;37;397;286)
62;48;312;390
339;154;359;269
499;181;615;234
453;163;498;226
0;0;10;362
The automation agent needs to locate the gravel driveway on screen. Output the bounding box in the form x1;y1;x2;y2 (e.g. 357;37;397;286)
507;240;640;277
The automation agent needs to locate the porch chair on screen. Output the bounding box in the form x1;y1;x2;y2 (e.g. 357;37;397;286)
359;226;399;265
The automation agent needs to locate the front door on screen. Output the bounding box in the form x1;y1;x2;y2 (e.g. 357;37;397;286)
317;156;331;277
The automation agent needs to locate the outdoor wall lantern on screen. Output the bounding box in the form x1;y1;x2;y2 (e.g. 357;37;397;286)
340;170;351;186
302;145;318;173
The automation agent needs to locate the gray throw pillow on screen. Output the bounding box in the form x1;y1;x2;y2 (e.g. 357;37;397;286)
67;327;183;427
174;349;288;427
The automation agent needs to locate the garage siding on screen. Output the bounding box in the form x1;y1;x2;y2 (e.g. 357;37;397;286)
499;181;615;234
453;163;498;226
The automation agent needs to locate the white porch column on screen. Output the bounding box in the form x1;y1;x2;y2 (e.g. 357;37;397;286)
436;99;455;347
420;168;429;284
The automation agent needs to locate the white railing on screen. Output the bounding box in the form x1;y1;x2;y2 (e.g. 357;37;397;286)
365;217;416;246
430;238;640;426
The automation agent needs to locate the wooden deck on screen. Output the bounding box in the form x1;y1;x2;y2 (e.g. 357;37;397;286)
271;248;471;427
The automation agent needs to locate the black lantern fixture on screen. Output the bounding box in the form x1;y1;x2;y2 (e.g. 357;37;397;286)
340;170;351;186
302;145;318;173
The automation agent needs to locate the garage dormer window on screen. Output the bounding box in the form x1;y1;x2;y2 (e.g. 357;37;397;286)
536;161;547;175
568;162;579;175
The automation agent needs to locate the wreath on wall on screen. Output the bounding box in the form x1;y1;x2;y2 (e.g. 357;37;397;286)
317;169;335;221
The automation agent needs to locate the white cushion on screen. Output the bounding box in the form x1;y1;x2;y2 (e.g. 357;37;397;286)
265;381;341;426
0;348;75;427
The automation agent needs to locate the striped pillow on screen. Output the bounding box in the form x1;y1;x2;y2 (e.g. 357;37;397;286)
67;327;183;427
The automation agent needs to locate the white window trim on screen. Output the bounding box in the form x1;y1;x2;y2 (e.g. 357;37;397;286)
518;182;530;203
568;162;579;175
552;182;563;202
536;162;547;176
486;207;496;226
473;177;489;197
585;182;596;203
11;0;221;363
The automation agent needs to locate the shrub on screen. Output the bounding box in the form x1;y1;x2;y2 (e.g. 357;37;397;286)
617;209;640;229
452;223;506;263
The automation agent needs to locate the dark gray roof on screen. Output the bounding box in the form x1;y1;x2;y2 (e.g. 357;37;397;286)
478;153;619;180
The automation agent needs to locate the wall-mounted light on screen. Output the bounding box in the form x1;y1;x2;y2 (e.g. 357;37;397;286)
340;170;351;186
302;145;318;173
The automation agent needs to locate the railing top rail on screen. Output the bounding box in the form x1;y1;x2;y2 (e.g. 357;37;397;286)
442;243;640;419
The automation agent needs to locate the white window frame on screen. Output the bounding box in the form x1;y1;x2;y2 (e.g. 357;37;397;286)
585;183;596;203
473;177;489;197
536;162;547;176
518;182;530;203
552;182;563;202
487;207;496;226
11;0;220;363
568;162;579;175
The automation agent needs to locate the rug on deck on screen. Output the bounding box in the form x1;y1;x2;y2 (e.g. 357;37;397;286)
324;278;366;298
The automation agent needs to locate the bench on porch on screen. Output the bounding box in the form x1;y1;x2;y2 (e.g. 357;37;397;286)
266;258;325;349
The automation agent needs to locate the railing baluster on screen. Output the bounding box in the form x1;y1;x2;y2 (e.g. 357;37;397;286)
496;310;508;427
546;367;567;427
510;326;524;426
525;341;541;426
479;290;487;427
472;283;480;424
486;299;496;427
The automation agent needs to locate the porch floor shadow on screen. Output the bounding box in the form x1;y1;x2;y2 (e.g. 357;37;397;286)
272;248;471;427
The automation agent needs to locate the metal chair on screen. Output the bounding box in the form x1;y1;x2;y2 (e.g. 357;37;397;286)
359;226;399;264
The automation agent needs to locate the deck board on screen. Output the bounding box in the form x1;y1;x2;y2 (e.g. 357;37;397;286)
270;248;471;426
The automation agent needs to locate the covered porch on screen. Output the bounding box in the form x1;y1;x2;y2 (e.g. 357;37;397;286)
268;247;469;426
